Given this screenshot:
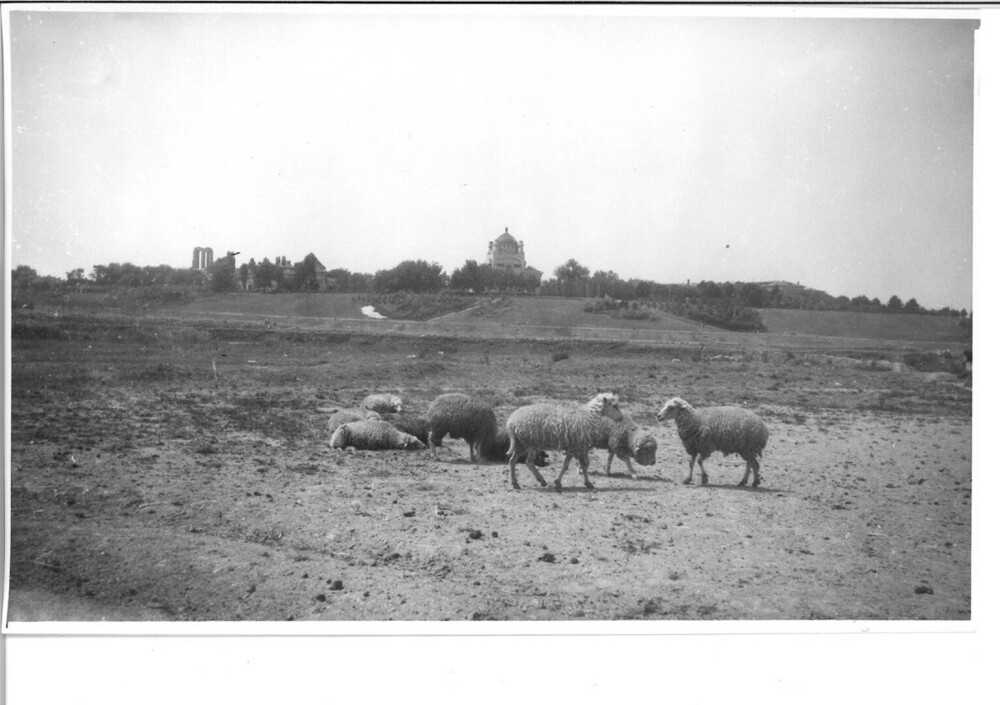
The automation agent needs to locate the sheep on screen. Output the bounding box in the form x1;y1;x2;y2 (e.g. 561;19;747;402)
361;393;403;414
426;393;497;462
479;425;549;467
384;413;441;449
592;415;658;479
656;397;769;487
325;408;381;436
505;392;624;491
329;419;427;451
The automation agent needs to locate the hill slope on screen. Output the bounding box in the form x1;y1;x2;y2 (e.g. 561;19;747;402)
756;308;970;343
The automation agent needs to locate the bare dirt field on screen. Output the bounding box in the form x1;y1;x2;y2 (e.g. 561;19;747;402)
6;311;971;622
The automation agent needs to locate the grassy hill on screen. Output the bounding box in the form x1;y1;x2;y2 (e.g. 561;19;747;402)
163;293;969;344
756;308;970;343
438;296;707;332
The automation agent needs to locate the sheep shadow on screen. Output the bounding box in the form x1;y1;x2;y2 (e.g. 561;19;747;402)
692;483;788;494
517;484;658;494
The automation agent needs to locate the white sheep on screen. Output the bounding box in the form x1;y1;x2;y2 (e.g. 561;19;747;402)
329;419;427;451
593;415;658;479
426;393;497;462
505;392;624;491
656;397;769;487
361;393;403;414
325;408;381;436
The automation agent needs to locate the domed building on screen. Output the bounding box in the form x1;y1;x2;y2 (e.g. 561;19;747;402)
487;227;537;275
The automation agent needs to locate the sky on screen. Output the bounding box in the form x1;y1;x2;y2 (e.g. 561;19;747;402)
3;6;982;310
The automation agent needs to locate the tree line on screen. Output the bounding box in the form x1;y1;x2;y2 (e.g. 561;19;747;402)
11;254;969;323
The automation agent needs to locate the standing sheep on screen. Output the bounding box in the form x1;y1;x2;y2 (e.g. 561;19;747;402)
505;392;624;491
426;393;497;462
593;415;658;479
656;397;769;487
361;393;403;414
329;419;426;451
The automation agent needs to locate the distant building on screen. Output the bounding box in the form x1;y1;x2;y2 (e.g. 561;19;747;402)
756;280;806;298
192;246;214;270
486;227;542;279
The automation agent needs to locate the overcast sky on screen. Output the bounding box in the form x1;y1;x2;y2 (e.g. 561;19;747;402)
4;6;980;310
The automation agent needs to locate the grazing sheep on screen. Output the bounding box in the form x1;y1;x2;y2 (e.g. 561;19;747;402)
593;415;658;479
325;408;381;435
505;392;624;491
656;397;769;487
329;419;426;451
480;426;549;467
426;393;497;462
361;393;403;414
384;413;440;448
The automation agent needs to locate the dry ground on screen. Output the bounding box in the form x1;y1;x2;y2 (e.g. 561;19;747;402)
6;313;971;622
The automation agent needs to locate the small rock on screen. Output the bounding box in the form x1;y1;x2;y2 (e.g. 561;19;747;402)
538;552;556;563
491;531;499;538
403;509;416;517
331;580;344;591
468;530;483;540
915;585;934;595
315;593;326;602
569;557;579;564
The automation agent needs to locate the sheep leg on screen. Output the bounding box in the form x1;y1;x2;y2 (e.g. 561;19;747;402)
579;454;594;490
624;455;638;480
605;451;614;476
683;455;696;484
697;456;709;485
738;458;751;487
553;454;573;491
523;450;548;488
750;458;761;488
428;430;438;460
508;454;520;490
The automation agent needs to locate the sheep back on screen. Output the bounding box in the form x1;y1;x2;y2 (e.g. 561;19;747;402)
676;404;768;461
426;393;497;447
326;408;381;434
330;419;426;451
505;404;606;454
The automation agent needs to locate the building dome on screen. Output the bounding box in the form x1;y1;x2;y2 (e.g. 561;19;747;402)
487;227;527;272
495;227;518;245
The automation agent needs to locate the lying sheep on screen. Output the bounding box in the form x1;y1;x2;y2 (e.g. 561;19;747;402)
593;415;658;479
656;397;769;487
325;408;381;436
426;393;497;462
361;393;403;414
479;425;549;467
329;419;426;451
384;413;440;449
505;392;624;491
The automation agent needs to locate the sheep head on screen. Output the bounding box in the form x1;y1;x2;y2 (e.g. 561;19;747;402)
587;392;624;422
656;397;690;422
631;433;658;466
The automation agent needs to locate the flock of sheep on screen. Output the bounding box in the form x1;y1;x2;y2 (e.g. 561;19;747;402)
325;391;770;491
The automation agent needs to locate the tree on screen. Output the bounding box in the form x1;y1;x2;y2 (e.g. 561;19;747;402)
209;258;237;293
291;253;322;292
373;260;446;293
887;295;903;313
903;297;922;314
451;260;486;293
553;259;590;296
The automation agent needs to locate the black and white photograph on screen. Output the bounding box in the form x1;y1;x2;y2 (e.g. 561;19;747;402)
1;2;992;700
